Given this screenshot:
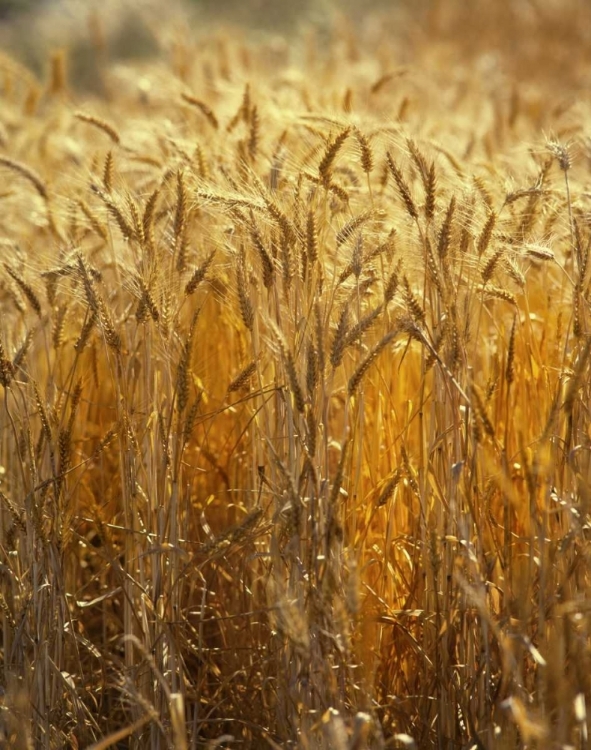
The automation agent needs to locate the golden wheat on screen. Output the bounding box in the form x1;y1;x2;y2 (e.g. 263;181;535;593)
0;2;590;748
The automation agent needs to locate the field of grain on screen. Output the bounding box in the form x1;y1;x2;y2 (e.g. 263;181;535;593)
1;1;591;747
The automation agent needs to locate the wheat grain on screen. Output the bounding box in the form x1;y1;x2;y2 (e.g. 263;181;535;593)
523;243;555;261
285;349;305;413
185;249;216;296
348;329;397;395
127;195;145;245
354;128;374;175
12;329;34;374
573;286;582;338
142;189;159;253
503;257;526;288
343;305;383;349
424;162;436;221
331;306;349;369
78;200;109;242
250;221;275;288
97;293;122;351
386;153;418;220
176;315;198;413
236;247;254;331
437;196;455;262
97;190;135;240
181;93;219;129
481;285;517;305
174;171;188;271
74;312;97;352
306;342;318;396
140;282;160;323
319;127;351;187
0;156;48;199
377;468;402;506
314;301;326;376
264;196;296;244
477;211;496;256
182;394;202;442
249;105;260;160
74;111;121;144
506;316;516;386
103;150;114;192
336;211;372;248
403;277;425;324
470;383;495;439
548;140;572;172
228;361;257;392
384;260;401;304
5;266;42;317
425;237;445;297
480;248;504;284
52;305;68;349
306;209;319;267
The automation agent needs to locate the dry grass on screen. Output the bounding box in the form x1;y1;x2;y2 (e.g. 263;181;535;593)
1;0;591;747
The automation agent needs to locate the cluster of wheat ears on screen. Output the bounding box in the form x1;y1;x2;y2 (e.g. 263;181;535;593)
0;0;591;747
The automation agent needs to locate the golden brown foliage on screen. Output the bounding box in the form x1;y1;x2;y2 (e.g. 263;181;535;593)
1;1;591;748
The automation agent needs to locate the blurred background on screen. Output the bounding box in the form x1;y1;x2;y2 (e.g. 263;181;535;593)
0;0;413;93
0;0;397;28
0;0;587;106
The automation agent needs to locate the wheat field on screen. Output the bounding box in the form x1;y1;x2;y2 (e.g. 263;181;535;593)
0;0;591;747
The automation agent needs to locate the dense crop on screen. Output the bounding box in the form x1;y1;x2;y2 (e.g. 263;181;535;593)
1;1;591;747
